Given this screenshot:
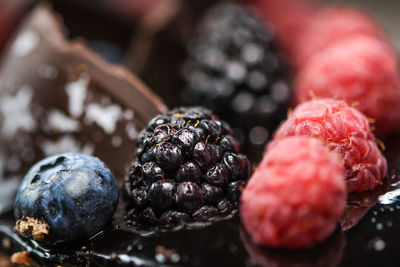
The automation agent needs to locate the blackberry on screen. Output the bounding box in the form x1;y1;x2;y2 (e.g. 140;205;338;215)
182;3;292;161
125;106;251;227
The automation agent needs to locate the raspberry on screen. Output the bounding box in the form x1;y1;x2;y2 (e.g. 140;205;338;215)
241;137;346;249
124;106;251;227
182;3;292;162
294;7;387;68
274;98;387;192
247;0;316;63
295;35;400;136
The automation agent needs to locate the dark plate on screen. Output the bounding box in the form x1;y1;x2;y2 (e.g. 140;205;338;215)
1;1;400;266
0;136;400;267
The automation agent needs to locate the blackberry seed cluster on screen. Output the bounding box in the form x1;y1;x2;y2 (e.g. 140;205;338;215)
182;3;292;160
124;106;251;226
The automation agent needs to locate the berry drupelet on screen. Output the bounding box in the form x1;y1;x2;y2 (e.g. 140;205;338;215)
124;106;251;227
274;98;387;192
181;3;292;161
241;137;346;249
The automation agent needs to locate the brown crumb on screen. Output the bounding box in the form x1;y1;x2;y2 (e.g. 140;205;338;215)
155;245;180;263
15;217;50;241
10;251;33;266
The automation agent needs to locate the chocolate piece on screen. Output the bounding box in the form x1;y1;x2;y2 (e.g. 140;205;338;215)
50;0;136;65
0;4;167;189
125;0;181;74
127;0;216;107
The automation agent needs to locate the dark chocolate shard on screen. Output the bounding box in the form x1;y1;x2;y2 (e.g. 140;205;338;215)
0;4;167;189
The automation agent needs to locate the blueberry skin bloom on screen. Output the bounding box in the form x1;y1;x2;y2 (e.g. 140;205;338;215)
14;153;118;246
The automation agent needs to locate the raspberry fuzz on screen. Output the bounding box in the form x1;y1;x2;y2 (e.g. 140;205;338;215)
274;98;387;192
241;137;346;249
295;35;400;136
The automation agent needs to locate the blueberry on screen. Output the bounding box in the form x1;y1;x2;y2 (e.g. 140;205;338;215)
14;153;118;246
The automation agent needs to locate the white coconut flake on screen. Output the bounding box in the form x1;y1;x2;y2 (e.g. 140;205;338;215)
81;143;95;155
47;110;81;132
123;109;135;120
65;75;90;117
11;30;40;57
0;86;36;139
41;135;94;156
126;123;138;140
85;103;122;134
111;136;122;147
38;64;58;80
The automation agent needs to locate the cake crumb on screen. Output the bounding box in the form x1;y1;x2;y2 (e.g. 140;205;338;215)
10;251;33;266
15;217;50;241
